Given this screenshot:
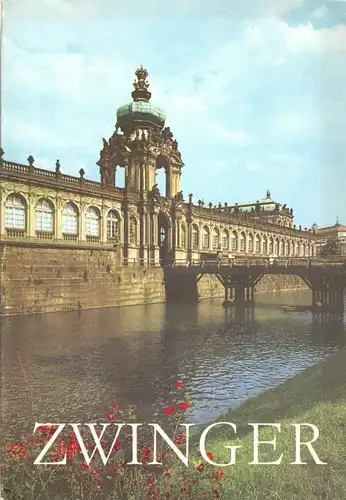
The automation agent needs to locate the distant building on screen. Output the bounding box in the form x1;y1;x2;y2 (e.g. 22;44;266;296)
315;221;346;256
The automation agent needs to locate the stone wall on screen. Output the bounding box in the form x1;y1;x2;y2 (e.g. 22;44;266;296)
0;244;308;315
0;244;165;315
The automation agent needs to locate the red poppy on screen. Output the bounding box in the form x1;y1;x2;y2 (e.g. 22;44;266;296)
112;404;120;410
197;463;204;472
174;381;183;388
167;468;172;476
164;405;174;415
179;401;190;409
217;471;223;479
107;412;116;421
206;451;214;461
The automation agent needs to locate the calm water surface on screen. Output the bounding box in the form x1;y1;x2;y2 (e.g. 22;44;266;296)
2;290;346;442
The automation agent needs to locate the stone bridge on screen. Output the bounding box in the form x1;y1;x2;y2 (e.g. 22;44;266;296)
164;257;346;314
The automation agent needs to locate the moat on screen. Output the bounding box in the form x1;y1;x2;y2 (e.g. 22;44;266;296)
2;290;345;442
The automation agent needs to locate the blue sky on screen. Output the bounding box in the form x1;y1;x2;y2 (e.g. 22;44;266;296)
2;0;346;227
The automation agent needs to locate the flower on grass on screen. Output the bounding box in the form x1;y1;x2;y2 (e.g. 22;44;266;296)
107;412;116;421
206;451;214;461
197;463;204;472
174;381;183;388
112;404;120;409
179;401;190;409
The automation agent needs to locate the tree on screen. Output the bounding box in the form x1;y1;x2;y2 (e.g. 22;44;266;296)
320;239;341;257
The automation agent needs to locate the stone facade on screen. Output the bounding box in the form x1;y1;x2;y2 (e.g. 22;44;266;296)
0;67;316;315
315;222;346;256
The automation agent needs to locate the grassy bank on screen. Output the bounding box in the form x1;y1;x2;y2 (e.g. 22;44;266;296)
191;348;346;499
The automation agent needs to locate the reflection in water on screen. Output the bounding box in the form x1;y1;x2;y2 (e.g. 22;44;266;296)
1;290;345;444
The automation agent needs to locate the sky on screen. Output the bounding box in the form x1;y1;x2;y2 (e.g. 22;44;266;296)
2;0;346;228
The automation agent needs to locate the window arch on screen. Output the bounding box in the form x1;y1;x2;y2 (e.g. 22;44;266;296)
35;198;54;233
302;243;306;257
274;238;279;255
129;217;138;245
240;231;246;252
285;240;290;256
180;225;186;249
269;237;274;254
107;210;121;243
5;194;26;230
62;202;78;234
86;206;100;237
212;227;220;250
232;230;238;251
262;235;268;254
192;224;199;249
255;234;261;253
280;239;285;256
202;225;210;250
248;233;254;253
222;229;229;250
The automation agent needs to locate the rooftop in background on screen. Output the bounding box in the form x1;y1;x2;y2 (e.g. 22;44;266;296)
316;222;346;234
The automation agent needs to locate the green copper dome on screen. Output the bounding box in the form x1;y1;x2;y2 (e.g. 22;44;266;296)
117;100;166;131
116;66;166;133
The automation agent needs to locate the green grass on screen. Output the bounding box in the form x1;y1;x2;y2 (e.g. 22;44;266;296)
189;348;346;499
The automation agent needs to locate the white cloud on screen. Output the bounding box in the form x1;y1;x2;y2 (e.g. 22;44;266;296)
311;4;328;18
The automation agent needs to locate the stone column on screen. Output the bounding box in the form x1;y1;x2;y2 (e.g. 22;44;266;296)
28;193;36;238
0;187;5;237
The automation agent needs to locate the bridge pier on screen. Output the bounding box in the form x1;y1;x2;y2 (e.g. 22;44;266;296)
311;283;344;314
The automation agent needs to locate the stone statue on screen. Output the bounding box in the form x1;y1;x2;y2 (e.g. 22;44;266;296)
151;183;160;195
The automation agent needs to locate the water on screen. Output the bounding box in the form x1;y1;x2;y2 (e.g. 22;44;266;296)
1;290;345;444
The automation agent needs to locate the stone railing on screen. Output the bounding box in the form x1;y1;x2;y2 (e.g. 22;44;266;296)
0;159;124;197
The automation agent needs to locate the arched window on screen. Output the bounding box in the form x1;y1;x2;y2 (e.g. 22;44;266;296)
280;240;285;256
62;202;78;234
181;225;186;249
269;237;274;254
192;224;199;249
202;226;210;250
297;241;301;256
232;230;238;251
240;232;246;252
35;198;54;232
212;227;220;249
302;243;306;256
285;241;290;256
262;235;268;254
130;217;138;245
255;234;261;253
5;194;26;230
222;229;229;250
86;206;100;237
274;238;279;255
107;210;120;243
248;233;254;253
159;226;166;245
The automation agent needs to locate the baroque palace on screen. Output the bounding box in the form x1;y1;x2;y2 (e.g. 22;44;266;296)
0;67;316;314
